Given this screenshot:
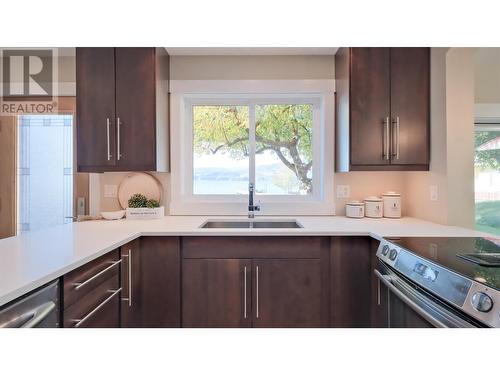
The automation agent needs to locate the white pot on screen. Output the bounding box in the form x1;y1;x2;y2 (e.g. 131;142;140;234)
346;201;365;218
382;192;401;218
126;206;165;220
364;196;383;218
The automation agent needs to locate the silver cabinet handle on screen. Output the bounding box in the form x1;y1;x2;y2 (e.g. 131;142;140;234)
121;250;132;307
243;266;247;319
72;259;122;290
383;117;390;160
1;301;55;328
106;118;112;161
256;266;259;319
392;116;400;160
117;117;122;161
72;288;121;328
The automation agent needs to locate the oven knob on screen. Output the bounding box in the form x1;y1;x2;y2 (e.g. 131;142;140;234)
389;249;398;261
471;292;493;313
382;245;390;256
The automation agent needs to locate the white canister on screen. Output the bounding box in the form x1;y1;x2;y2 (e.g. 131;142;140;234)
346;201;365;218
364;196;383;218
382;191;401;218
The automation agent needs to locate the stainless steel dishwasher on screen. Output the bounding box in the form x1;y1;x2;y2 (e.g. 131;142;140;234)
0;280;60;328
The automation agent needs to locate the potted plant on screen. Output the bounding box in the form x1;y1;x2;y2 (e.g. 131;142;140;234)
126;193;165;219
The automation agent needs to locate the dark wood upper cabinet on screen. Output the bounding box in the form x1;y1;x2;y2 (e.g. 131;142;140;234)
335;47;430;171
76;47;170;172
349;48;391;166
252;259;326;328
182;259;252;328
76;48;116;170
390;48;430;166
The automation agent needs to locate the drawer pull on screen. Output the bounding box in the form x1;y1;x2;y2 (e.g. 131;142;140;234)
121;250;132;307
72;288;121;328
72;259;122;290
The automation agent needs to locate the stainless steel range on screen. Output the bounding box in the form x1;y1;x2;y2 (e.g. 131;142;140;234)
376;236;500;328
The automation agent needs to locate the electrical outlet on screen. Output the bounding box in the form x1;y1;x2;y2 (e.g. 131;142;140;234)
104;184;118;198
336;185;351;199
430;185;438;201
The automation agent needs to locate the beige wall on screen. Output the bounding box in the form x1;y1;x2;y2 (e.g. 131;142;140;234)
404;48;476;228
97;50;477;228
445;48;475;228
170;55;335;80
334;172;407;216
404;48;449;224
99;172;171;213
475;48;500;103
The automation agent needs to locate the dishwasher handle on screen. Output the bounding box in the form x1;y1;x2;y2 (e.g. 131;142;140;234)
1;301;56;328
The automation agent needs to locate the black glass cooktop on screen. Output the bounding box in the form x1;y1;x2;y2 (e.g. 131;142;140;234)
385;236;500;291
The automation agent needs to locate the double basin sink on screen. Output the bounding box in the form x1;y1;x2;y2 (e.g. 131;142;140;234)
200;219;303;229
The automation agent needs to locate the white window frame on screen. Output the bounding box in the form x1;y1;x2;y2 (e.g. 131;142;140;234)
170;80;335;215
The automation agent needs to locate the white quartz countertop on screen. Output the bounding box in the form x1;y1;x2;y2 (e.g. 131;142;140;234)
0;215;493;307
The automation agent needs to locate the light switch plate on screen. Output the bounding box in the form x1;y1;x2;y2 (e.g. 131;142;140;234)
336;185;350;199
77;197;85;216
104;184;118;198
430;185;438;201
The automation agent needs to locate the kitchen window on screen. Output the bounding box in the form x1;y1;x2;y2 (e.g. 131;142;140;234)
474;122;500;235
170;90;334;215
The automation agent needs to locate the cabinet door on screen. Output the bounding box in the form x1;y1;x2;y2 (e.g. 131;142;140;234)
76;47;116;171
350;48;391;166
115;48;157;171
253;259;325;328
182;259;252;328
331;237;372;327
390;48;430;166
139;237;181;327
120;239;141;328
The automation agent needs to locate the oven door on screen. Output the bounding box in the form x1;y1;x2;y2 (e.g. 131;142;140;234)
375;262;479;328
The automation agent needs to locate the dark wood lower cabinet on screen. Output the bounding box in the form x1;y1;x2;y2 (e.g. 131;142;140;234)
330;237;372;327
181;237;330;328
61;235;390;328
182;259;252;328
120;239;141;327
121;237;180;328
253;259;326;328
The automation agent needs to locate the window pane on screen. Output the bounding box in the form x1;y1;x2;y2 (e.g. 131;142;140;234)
17;115;73;233
474;130;500;235
255;104;313;195
193;105;249;195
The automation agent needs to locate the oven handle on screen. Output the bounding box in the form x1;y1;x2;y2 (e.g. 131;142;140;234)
374;269;448;328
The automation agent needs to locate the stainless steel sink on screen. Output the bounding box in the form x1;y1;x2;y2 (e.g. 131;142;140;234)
200;220;303;229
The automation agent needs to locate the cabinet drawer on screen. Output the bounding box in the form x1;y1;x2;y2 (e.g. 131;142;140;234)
63;250;120;309
63;275;120;328
182;237;328;259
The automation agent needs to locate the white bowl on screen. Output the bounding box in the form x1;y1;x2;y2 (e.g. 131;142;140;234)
101;210;126;220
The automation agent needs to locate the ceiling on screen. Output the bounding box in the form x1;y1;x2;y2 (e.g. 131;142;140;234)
165;47;338;56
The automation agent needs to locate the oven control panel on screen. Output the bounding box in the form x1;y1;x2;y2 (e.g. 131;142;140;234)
377;239;500;328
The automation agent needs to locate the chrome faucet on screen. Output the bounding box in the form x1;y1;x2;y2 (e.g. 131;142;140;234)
248;183;261;218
